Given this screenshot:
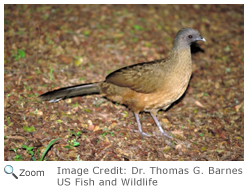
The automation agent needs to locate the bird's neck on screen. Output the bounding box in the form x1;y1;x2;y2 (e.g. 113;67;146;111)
169;46;192;64
171;43;190;53
165;45;193;80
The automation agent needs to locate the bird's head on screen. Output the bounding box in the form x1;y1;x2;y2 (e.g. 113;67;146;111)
173;28;206;49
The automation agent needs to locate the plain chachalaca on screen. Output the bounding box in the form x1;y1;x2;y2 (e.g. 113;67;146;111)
40;28;206;139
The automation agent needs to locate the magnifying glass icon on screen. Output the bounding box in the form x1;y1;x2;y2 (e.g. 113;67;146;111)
4;165;18;179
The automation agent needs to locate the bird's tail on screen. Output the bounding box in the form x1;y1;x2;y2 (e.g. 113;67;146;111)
39;83;100;103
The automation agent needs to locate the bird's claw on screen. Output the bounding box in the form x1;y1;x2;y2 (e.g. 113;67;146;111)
161;131;173;139
140;132;151;137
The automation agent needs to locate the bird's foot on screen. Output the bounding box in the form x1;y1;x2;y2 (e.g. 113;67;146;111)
161;131;173;139
133;130;151;138
140;131;151;137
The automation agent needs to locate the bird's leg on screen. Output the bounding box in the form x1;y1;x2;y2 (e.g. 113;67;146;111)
134;112;150;138
150;112;172;139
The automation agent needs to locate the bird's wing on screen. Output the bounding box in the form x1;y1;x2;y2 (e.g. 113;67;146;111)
105;60;167;93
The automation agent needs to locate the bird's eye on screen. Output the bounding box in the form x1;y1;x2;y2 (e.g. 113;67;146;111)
188;35;193;39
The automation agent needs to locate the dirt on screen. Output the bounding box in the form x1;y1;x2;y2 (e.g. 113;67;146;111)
4;4;244;161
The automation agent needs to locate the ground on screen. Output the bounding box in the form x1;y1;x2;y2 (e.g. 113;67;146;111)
4;4;244;161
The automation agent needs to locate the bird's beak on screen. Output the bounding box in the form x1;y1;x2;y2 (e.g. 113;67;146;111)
199;36;206;42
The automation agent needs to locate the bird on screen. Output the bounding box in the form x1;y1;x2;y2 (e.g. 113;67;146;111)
40;28;206;139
